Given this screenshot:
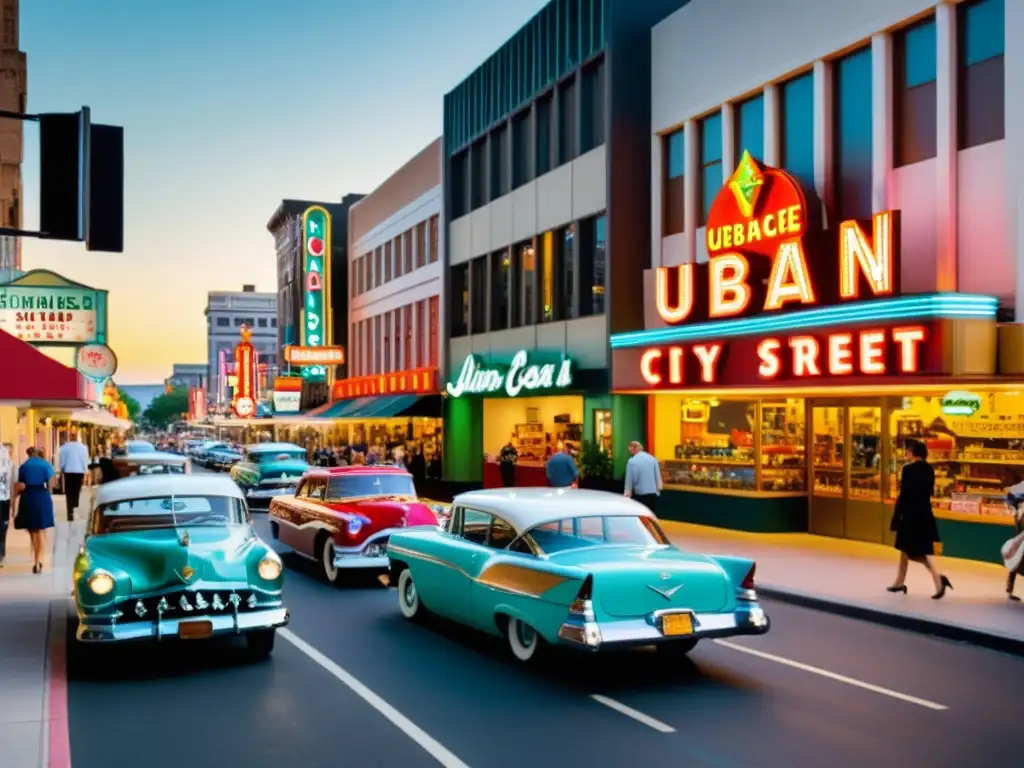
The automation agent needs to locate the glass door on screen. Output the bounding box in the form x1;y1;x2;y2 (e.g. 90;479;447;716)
846;403;887;543
810;405;845;538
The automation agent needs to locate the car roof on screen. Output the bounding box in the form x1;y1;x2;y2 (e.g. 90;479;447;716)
94;474;245;507
306;464;411;477
451;488;655;534
114;451;188;463
245;442;304;453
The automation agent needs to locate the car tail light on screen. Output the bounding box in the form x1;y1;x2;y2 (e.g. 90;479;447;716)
741;564;756;590
569;575;594;617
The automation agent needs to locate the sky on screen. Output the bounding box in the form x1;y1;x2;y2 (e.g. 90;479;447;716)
20;0;548;383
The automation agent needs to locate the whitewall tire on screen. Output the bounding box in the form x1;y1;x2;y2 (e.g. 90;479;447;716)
319;536;339;584
397;568;422;620
507;618;542;663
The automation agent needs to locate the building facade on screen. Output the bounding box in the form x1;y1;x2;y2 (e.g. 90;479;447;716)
205;285;277;406
0;0;26;271
609;0;1014;562
165;363;207;391
441;0;692;484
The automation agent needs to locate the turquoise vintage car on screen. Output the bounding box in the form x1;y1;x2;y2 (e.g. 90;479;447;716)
387;488;769;663
73;474;288;656
230;442;309;508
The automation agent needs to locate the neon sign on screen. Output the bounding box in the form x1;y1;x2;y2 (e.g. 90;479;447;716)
446;350;573;398
941;391;982;416
232;326;257;418
300;206;332;380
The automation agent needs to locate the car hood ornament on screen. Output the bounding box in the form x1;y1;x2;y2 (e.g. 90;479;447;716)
647;583;682;600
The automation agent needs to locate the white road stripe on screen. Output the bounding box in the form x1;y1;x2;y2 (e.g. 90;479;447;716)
590;694;677;733
280;629;472;767
713;640;948;711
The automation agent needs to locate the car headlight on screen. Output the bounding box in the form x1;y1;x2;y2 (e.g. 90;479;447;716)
88;570;115;595
257;556;282;581
347;517;364;535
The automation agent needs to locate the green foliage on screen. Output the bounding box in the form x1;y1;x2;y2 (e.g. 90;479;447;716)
116;388;142;422
579;440;613;480
141;386;189;430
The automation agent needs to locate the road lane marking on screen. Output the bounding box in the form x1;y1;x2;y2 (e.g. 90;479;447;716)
712;640;948;711
590;694;677;732
280;629;471;767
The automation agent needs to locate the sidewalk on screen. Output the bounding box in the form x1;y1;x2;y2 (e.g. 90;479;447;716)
662;521;1024;655
1;495;80;768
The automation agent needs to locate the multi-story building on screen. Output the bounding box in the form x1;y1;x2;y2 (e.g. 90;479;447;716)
0;0;26;271
606;0;1014;563
205;285;277;406
165;363;207;391
441;0;691;485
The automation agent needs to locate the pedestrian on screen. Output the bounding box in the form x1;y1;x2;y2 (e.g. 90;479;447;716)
545;445;579;488
624;440;663;512
887;441;952;599
1002;481;1024;601
0;442;15;568
498;442;518;488
58;429;90;522
13;447;56;574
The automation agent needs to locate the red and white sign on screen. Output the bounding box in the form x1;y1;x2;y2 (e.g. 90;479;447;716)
232;336;256;418
76;343;118;380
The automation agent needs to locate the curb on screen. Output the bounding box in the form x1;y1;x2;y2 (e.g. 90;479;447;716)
759;586;1024;659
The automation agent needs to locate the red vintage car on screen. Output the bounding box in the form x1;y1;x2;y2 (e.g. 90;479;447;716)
267;465;443;584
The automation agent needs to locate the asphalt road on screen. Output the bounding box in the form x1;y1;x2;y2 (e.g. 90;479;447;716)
65;502;1024;768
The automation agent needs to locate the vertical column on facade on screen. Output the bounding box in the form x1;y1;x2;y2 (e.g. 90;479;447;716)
935;1;959;292
763;84;781;167
1005;0;1024;317
720;103;735;178
813;59;834;227
651;129;663;269
683;119;699;264
410;302;419;368
871;32;894;214
552;80;564;171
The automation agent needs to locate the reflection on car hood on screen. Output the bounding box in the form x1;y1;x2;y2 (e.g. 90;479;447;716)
85;526;262;594
332;497;438;529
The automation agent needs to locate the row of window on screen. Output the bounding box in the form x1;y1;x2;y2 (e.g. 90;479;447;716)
352;215;440;297
350;296;440;377
212;316;277;329
661;0;1005;235
449;213;606;338
450;58;605;219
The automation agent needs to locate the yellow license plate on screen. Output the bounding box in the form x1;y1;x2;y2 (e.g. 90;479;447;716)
179;620;214;640
662;613;694;636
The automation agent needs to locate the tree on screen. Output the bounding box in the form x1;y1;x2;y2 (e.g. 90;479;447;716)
117;388;142;422
141;386;189;430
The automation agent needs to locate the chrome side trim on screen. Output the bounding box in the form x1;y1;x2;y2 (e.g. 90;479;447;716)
77;607;289;643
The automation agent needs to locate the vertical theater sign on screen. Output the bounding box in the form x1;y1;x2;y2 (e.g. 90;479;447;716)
232;326;257;417
300;206;332;381
611;150;998;390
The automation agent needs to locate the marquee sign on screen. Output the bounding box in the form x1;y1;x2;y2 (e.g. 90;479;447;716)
0;275;107;346
285;345;344;366
446;350;574;398
300;206;332;381
232;327;257;418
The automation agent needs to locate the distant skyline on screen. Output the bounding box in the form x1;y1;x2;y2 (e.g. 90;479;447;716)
19;0;548;383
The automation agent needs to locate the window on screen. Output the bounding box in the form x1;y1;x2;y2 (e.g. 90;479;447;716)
351;260;359;296
451;150;470;218
540;230;558;323
429;215;439;263
471;137;486;210
512;110;531;188
519;241;537;326
470;255;487;333
460;509;491;545
403;305;412;369
327;473;415;500
560;225;575;320
373;315;382;373
734;94;765;161
487;517;517;549
424;299;436;366
490;249;511;330
449;264;469;337
656;398;758;491
395;240;404;278
578;214;606;316
536;94;552;176
415;223;425;270
403;231;413;273
834;47;874;222
375;246;383;289
529;516;668;554
385;239;393;282
581;59;605;153
895;18;937;166
663;129;685;236
234;317;244;326
491;125;509;199
559;78;577;164
271;319;277;328
383;311;392;373
217;317;229;327
257;318;267;328
699;112;722;226
780;72;815;193
958;0;1004;149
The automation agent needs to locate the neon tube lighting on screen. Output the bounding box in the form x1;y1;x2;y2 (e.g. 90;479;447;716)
610;293;998;348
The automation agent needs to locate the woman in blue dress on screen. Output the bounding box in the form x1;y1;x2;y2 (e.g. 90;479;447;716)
13;447;56;573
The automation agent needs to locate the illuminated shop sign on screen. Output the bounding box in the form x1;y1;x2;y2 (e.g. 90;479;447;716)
446;351;573;398
285;345;344;365
300;206;332;380
332;367;439;400
941;391;982;416
232;327;257;418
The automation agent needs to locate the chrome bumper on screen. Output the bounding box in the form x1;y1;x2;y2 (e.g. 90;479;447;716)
557;602;769;650
76;607;289;643
332;528;397;570
247;487;296;501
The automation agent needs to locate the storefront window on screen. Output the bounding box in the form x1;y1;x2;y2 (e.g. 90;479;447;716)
812;406;844;498
656;397;757;492
849;405;882;500
760;399;806;491
482;396;584;470
594;409;612;453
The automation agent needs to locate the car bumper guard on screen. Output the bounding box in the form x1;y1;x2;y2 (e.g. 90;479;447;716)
77;607;289;643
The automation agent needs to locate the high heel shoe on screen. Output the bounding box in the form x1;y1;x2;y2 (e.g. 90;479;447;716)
32;563;40;574
932;575;953;599
886;585;907;594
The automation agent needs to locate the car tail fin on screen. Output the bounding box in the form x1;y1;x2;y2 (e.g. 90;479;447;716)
569;574;594;616
741;563;756;590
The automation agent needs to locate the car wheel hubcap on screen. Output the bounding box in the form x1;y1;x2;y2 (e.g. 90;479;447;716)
404;581;416;607
517;622;535;647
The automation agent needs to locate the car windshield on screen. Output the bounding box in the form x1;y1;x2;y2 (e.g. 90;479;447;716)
131;462;186;475
92;495;248;534
528;515;668;554
254;450;305;464
126;441;155;454
326;474;416;499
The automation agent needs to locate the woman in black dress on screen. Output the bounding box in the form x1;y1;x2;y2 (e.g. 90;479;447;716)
888;441;952;599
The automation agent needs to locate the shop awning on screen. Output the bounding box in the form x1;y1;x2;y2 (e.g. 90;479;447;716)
313;394;441;420
0;330;91;405
67;409;133;430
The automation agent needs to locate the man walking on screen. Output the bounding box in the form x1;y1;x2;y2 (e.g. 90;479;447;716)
624;440;662;512
545;445;579;488
58;430;90;522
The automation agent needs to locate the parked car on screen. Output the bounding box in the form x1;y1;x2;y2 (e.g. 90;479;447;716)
111;451;190;479
194;441;230;467
269;465;443;584
209;447;244;472
73;474;288;656
230;443;309;509
386;488;770;663
124;440;156;454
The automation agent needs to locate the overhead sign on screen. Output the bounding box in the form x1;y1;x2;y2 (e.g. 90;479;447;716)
941;391;982;416
300;206;332;381
76;343;118;380
273;391;301;413
446;351;573;398
232;327;256;418
285;345;344;366
332;367;439;400
0;275;107;346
